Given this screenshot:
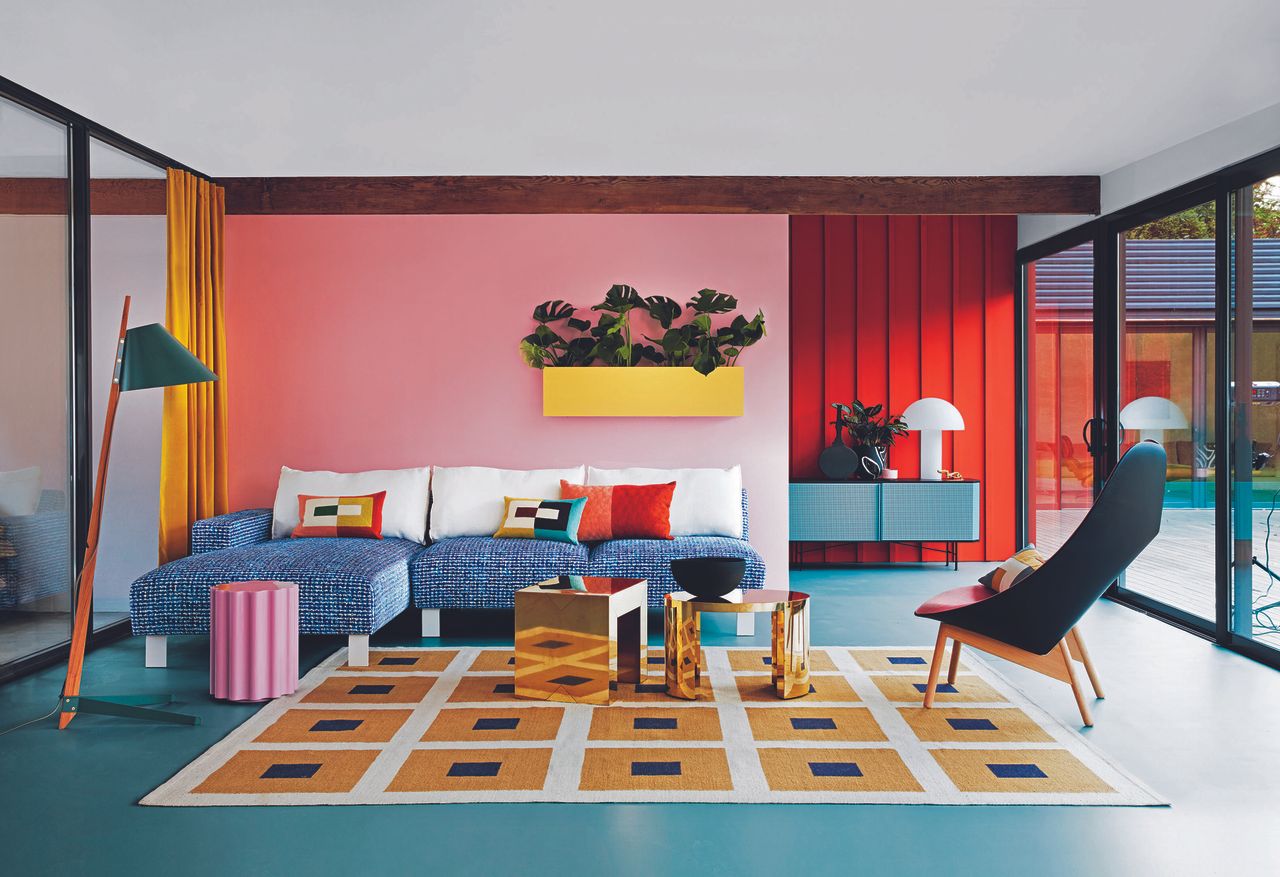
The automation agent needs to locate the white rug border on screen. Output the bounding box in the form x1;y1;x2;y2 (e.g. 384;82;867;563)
141;645;1168;807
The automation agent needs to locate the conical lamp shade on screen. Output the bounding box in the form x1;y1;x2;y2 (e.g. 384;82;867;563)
119;323;217;391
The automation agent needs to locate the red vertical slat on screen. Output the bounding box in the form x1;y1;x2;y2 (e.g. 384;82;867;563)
823;216;858;562
984;216;1017;560
856;216;890;563
952;217;986;560
919;217;954;561
887;216;922;561
789;217;826;480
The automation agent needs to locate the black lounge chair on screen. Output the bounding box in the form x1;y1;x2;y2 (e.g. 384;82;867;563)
914;441;1167;726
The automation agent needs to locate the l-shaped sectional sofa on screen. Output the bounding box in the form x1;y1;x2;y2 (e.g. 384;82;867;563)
130;479;765;667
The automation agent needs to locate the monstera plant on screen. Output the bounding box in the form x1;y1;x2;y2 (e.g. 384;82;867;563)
520;285;766;375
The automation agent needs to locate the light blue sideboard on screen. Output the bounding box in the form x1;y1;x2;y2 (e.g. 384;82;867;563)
789;479;980;568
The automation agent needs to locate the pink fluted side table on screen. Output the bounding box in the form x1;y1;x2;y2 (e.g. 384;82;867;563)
210;581;299;702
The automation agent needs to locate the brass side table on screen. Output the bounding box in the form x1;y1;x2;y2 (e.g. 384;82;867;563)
514;576;647;705
665;589;811;699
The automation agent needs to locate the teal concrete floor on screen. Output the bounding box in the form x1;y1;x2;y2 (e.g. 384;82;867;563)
3;565;1280;876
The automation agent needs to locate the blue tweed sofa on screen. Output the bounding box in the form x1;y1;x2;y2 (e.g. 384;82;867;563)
130;491;765;666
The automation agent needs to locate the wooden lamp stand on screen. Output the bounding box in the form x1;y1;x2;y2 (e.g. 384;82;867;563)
58;296;213;729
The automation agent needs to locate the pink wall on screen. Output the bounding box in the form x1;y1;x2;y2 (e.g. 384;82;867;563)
224;214;790;580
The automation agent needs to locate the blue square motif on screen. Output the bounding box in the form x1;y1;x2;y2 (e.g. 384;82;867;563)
809;762;863;777
987;763;1048;779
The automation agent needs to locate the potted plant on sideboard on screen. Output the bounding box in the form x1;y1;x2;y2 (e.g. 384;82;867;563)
521;285;766;417
829;400;908;480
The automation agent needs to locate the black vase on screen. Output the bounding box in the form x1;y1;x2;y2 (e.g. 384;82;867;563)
853;445;885;480
819;424;859;480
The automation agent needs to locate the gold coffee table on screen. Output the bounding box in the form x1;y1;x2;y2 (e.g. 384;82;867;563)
665;588;811;699
514;576;647;705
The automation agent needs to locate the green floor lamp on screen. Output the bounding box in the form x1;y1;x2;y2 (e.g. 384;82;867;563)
58;295;216;729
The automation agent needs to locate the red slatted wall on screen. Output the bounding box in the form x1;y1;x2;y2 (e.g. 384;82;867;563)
789;215;1017;563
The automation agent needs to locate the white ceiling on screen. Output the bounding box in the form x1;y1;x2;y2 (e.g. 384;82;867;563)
2;1;1278;178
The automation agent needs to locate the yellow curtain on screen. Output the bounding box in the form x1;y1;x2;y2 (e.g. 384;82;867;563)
159;168;229;563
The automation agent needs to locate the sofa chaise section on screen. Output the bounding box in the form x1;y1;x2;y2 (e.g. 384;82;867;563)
129;508;420;667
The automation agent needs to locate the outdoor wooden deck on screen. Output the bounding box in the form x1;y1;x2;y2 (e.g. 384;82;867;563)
1036;507;1280;646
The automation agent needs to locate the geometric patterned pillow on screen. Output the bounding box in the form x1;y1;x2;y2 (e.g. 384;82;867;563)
979;545;1046;593
292;492;386;539
493;496;587;544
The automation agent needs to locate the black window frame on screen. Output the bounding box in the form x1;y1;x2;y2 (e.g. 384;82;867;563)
0;75;213;684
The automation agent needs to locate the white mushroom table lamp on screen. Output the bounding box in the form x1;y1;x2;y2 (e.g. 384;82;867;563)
902;398;965;481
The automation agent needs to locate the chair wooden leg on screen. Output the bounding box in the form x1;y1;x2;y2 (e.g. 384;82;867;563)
947;641;962;684
923;626;949;709
1068;627;1104;699
1058;641;1093;727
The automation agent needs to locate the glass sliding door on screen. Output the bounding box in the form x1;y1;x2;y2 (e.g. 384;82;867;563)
1024;241;1100;557
89;137;167;631
0;96;75;668
1230;174;1280;652
1112;200;1218;624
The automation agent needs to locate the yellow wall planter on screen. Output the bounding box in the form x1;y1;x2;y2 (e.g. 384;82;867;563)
543;366;744;417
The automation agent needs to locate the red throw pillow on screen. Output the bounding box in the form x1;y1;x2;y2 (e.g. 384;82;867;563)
560;480;675;540
293;492;386;539
559;481;614;541
611;482;676;539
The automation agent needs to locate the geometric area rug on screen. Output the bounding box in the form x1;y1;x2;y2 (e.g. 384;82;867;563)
141;646;1165;807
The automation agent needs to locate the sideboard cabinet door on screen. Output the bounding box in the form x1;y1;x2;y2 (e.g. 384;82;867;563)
879;482;980;542
789;483;880;541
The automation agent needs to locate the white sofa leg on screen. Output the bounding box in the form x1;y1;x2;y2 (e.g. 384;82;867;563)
421;609;441;638
736;614;755;636
348;635;370;667
145;635;167;668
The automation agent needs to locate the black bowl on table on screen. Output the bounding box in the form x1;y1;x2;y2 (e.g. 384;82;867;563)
670;556;747;599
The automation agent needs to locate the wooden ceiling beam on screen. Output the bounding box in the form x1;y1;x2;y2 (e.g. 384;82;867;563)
0;178;166;215
219;175;1099;216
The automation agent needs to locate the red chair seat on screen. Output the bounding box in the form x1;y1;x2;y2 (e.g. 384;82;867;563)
915;584;996;618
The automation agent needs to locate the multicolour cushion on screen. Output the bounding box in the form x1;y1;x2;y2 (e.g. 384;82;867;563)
979;545;1046;593
493;496;586;544
560;481;675;540
293;492;386;539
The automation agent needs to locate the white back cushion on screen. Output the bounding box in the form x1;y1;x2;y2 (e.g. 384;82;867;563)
272;466;431;542
0;466;42;517
586;465;743;538
429;466;585;540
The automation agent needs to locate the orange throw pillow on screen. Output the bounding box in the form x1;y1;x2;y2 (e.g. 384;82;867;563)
560;481;614;541
560;480;676;540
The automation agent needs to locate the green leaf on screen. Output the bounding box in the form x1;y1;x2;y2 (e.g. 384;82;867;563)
687;288;738;314
562;336;597;366
693;348;718;375
590;333;627;364
534;324;565;345
630;344;663;365
592;284;643;313
642;295;683;328
692;314;712;334
532;300;576;323
520;339;547;369
566;317;592;332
